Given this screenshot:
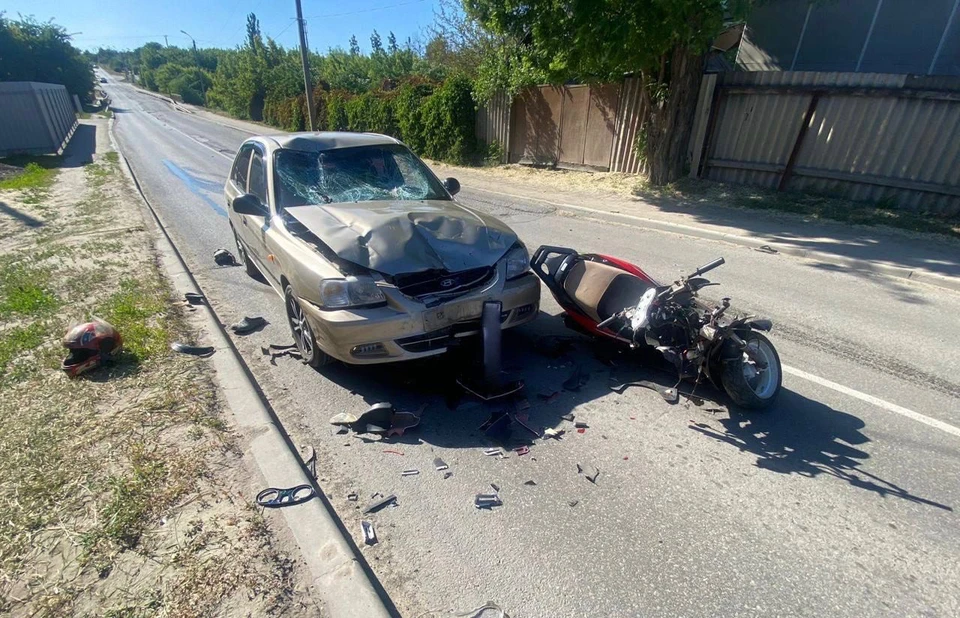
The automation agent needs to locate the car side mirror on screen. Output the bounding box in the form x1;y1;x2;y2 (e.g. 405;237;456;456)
232;193;266;215
443;177;460;196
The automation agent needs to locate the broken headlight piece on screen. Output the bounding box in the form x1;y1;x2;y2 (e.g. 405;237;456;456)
319;277;386;309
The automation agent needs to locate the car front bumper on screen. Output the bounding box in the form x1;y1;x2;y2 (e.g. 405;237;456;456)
299;271;541;364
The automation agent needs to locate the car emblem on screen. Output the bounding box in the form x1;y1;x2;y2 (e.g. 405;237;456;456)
440;278;455;288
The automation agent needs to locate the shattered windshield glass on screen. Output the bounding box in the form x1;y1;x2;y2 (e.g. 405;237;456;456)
274;144;450;208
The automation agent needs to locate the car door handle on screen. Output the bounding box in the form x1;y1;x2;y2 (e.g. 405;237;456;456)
240;215;247;226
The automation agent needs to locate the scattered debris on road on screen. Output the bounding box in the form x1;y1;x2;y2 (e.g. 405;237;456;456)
454;601;510;618
229;315;267;335
329;402;423;436
261;343;302;364
574;420;589;429
563;364;589;391
361;520;378;546
347;492;359;502
362;494;397;514
514;446;530;456
568;500;579;507
474;493;503;509
524;480;537;486
755;244;779;254
213;248;239;266
560;413;575;422
543;427;564;439
402;469;420;476
298;445;316;479
255;485;315;508
184;291;205;305
483;448;503;457
170;342;215;357
576;464;601;484
434;457;449;471
610;378;679;403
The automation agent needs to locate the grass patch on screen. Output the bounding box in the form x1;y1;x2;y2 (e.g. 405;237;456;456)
97;277;170;362
0;321;49;377
0;260;60;316
636;178;960;240
0;162;57;191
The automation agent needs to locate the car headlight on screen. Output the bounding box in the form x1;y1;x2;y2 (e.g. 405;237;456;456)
319;277;386;309
503;244;530;280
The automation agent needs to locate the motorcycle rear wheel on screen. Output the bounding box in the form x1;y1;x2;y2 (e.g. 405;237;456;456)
721;331;782;410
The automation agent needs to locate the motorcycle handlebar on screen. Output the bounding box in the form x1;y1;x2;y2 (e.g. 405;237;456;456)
688;257;725;278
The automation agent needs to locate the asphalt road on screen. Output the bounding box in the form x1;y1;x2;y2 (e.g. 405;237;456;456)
104;75;960;618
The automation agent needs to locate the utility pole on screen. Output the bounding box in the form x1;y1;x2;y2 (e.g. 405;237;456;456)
295;0;317;131
164;34;168;46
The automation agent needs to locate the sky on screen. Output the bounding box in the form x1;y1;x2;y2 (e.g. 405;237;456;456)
2;0;441;53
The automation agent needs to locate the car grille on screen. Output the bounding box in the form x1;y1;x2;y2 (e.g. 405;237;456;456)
394;266;493;300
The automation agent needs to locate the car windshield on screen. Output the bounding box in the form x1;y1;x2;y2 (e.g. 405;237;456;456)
275;144;449;208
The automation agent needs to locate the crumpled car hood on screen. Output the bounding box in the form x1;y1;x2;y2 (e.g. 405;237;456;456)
285;200;517;276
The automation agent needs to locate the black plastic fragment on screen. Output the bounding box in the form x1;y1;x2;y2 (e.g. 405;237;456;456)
171;342;215;357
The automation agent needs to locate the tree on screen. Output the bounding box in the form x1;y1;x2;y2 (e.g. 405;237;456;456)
387;32;398;54
370;30;383;55
464;0;753;185
0;14;95;102
349;35;360;55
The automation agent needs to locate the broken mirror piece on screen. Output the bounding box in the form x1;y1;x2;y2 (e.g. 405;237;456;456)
433;457;449;471
361;520;378;546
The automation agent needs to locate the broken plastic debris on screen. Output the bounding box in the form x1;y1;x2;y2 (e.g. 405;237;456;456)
433;457;449;471
299;445;316;479
568;500;579;507
523;480;537;486
483;448;503;457
347;492;359;501
170;342;215;357
362;494;397;514
755;244;778;254
575;420;589;429
490;483;500;493
562;364;589;391
386;406;423;437
454;601;510;618
401;469;420;476
609;378;679;403
560;413;575;422
361;520;378;546
443;471;453;479
514;446;530;456
213;248;239;266
537;389;560;403
261;343;302;364
230;315;267;335
184;292;205;305
543;428;564;439
474;493;503;509
329;412;359;426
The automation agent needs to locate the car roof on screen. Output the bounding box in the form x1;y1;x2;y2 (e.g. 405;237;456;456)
260;131;401;152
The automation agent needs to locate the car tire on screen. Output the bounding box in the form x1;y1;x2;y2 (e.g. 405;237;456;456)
232;225;265;281
284;284;332;368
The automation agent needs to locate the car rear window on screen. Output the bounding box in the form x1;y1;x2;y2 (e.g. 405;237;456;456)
274;144;449;208
231;146;253;189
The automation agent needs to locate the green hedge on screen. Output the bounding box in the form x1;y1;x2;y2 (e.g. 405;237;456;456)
262;76;477;164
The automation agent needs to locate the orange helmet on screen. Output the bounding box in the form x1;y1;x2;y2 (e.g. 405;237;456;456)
61;319;123;377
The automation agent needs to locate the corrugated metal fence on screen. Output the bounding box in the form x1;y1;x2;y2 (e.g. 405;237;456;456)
0;82;78;157
475;91;511;163
693;71;960;215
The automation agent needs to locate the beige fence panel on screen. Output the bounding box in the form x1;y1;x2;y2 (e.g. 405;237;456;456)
610;77;646;174
0;82;78;156
698;71;960;215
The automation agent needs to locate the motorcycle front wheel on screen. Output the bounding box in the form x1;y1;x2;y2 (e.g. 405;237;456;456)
721;332;782;410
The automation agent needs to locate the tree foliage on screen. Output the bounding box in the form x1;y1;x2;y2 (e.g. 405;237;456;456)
464;0;754;184
0;14;94;102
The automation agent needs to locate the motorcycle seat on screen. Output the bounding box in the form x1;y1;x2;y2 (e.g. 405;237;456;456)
563;260;651;322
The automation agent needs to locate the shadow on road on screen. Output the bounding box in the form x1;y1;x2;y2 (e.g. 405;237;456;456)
689;389;953;511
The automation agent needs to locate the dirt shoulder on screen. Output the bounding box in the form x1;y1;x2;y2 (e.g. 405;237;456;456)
0;120;318;617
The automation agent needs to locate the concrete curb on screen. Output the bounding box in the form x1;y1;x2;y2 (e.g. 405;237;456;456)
468;185;960;294
107;118;396;618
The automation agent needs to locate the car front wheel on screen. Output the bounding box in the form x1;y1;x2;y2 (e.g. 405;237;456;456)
284;284;332;368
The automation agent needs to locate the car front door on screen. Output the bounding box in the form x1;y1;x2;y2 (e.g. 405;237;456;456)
239;146;271;269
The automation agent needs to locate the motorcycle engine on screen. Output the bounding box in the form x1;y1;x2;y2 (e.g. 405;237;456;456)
645;305;694;348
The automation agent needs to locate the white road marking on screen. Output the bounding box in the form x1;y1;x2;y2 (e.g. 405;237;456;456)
784;365;960;438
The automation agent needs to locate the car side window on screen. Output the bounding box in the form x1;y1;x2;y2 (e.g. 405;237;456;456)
249;151;268;205
231;146;253;190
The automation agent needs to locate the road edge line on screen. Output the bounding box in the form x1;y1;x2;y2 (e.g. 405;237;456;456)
107;117;398;618
466;185;960;294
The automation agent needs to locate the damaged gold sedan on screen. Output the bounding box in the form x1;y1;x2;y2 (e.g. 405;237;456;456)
224;132;540;366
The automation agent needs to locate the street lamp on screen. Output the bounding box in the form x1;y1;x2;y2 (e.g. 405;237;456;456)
180;30;206;103
180;30;198;52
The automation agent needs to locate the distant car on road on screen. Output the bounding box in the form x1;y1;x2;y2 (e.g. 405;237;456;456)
224;132;540;367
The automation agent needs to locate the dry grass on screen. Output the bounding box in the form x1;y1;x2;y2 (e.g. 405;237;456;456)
0;121;306;617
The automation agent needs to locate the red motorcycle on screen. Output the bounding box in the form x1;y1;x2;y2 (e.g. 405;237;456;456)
530;246;782;409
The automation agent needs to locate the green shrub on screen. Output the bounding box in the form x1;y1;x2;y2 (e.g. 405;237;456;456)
327;93;349;131
419;74;476;164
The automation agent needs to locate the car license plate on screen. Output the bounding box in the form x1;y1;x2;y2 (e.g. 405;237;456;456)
423;300;483;331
